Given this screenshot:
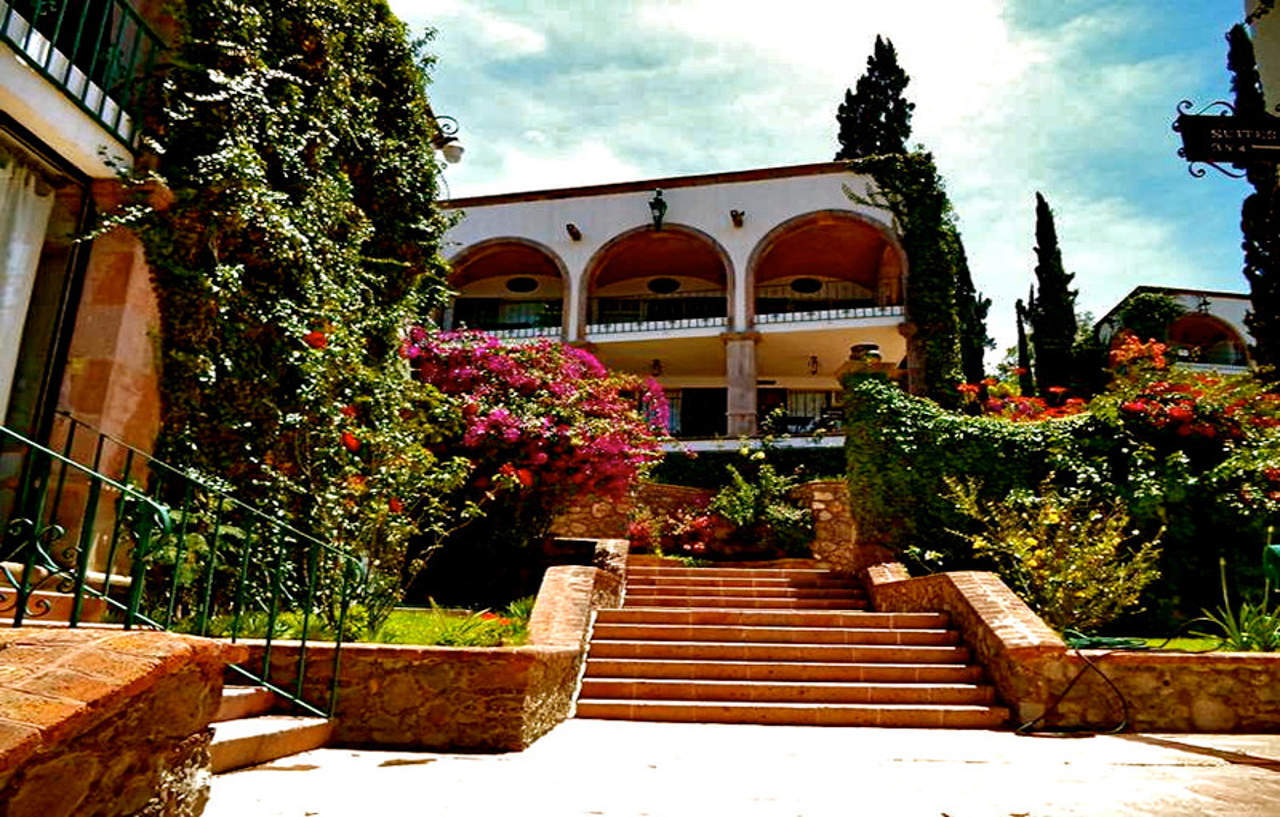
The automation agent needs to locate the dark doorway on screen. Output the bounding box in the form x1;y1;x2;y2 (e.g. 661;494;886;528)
680;388;727;438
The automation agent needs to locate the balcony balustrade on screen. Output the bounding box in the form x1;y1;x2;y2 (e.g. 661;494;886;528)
1;0;162;148
586;291;727;336
754;282;902;326
447;298;563;339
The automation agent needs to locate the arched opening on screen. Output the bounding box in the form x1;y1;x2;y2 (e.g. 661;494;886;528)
747;210;905;326
446;239;567;338
581;225;732;337
1167;313;1249;367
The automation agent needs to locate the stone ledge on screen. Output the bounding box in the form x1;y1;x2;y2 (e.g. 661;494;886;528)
232;562;617;752
0;629;244;774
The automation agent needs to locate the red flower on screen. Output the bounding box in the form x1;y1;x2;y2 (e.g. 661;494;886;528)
1013;367;1029;376
388;497;404;514
341;431;361;452
303;331;328;349
340;404;358;418
1046;386;1068;395
516;468;534;487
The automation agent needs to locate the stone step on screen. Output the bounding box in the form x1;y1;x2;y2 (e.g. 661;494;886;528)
209;715;334;774
575;699;1010;728
621;596;867;609
588;640;970;664
625;585;862;600
584;658;985;683
626;575;859;589
215;686;279;723
579;677;997;705
596;608;948;629
591;622;958;646
626;566;832;580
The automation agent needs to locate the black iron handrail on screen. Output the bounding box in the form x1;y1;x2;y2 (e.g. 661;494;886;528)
0;415;365;716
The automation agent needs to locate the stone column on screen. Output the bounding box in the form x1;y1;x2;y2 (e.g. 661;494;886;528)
723;331;759;436
897;321;922;395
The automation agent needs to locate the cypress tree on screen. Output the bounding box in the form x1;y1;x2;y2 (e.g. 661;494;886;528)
1026;192;1078;391
953;237;993;383
835;35;915;160
1229;23;1280;372
1016;297;1035;396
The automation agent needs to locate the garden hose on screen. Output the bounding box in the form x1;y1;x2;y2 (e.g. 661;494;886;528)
1015;621;1226;738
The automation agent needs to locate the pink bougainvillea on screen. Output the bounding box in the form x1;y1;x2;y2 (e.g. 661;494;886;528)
399;329;667;506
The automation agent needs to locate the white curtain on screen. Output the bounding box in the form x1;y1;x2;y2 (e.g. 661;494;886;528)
0;160;55;420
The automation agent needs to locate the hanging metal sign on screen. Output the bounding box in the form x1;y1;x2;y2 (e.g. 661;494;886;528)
1173;100;1280;178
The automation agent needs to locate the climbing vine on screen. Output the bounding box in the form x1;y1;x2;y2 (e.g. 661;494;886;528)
845;152;980;405
111;0;468;580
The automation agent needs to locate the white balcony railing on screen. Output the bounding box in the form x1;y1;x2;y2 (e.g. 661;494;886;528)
756;304;904;325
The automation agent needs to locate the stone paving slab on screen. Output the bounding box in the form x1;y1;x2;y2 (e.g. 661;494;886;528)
204;720;1280;817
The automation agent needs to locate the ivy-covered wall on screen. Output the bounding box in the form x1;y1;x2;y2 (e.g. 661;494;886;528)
842;372;1280;626
117;0;465;574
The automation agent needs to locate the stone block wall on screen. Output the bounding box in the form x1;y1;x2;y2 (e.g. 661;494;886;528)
0;629;244;817
549;483;712;540
865;560;1280;732
238;541;626;752
865;565;1064;723
789;481;894;575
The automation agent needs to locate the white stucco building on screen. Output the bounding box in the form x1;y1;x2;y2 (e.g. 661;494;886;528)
441;162;911;438
1096;286;1252;372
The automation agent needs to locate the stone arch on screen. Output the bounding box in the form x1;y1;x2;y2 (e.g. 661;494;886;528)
577;222;736;339
744;209;909;326
1167;312;1250;367
446;237;570;338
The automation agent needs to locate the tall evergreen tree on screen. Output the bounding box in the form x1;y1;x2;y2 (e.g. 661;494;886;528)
835;35;915;160
1229;23;1280;372
1015;297;1035;396
1026;192;1078;391
953;237;993;382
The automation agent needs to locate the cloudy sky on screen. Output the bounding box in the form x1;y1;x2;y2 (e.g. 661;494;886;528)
390;0;1253;359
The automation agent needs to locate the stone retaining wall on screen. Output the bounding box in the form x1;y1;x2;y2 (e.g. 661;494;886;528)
553;481;893;573
238;539;628;752
865;560;1280;732
0;629;243;817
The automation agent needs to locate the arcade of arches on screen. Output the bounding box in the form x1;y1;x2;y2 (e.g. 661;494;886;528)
446;213;908;437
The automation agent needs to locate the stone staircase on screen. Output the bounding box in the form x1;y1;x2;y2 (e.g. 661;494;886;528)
575;562;1009;728
210;686;334;773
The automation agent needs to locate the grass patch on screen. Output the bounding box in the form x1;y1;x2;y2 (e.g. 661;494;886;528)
1137;636;1222;651
371;597;534;646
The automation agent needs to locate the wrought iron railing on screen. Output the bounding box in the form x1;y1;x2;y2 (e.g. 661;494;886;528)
0;0;163;149
0;415;365;716
755;303;904;325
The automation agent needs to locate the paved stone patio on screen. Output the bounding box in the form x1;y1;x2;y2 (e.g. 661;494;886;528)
205;719;1280;816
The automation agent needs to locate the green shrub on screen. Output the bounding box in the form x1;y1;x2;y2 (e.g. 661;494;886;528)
843;368;1280;626
946;477;1163;632
1193;558;1280;651
708;463;814;558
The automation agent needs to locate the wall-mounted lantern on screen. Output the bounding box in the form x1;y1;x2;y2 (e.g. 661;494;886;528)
566;223;582;241
650;358;664;377
807;355;820;375
730;209;746;228
648;189;667;231
429;114;465;164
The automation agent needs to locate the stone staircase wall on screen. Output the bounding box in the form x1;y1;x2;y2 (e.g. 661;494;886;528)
235;539;629;752
864;560;1280;732
0;629;245;817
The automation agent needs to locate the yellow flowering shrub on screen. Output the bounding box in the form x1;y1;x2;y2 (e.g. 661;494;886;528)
945;476;1163;632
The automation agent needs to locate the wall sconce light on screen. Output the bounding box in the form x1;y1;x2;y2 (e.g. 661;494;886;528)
566;223;582;241
650;358;664;377
429;114;465;164
808;355;820;375
649;189;667;230
730;209;746;228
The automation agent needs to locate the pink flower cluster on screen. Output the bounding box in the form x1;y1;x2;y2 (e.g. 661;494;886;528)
400;328;667;503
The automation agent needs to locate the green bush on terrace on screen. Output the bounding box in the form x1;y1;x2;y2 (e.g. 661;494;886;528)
843;368;1280;626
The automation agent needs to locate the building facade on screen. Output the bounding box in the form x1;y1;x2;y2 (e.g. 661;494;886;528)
1096;285;1253;373
1;0;169;449
442;162;910;438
